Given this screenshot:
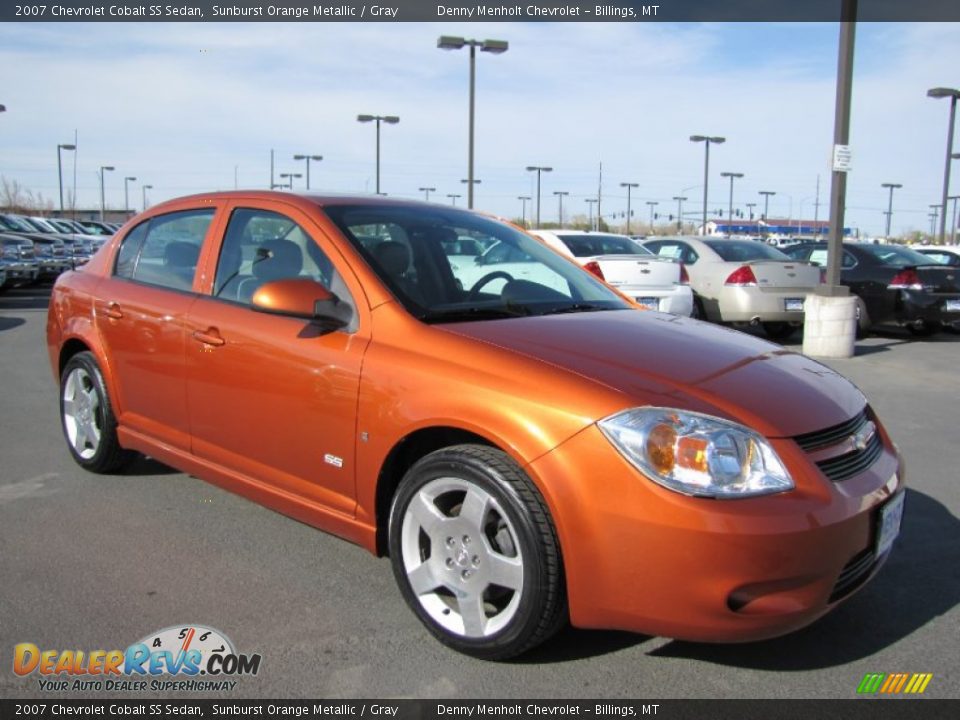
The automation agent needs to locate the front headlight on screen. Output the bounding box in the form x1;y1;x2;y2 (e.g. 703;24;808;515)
598;408;794;498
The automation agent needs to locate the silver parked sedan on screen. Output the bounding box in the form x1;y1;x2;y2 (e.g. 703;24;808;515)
643;237;821;340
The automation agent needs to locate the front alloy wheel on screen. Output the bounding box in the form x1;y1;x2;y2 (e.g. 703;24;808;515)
388;445;566;659
60;351;134;473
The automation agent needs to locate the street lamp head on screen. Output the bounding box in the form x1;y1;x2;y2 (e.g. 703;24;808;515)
0;104;5;113
59;144;76;151
438;35;466;50
759;190;776;196
927;87;960;100
143;185;153;190
690;135;726;144
126;176;137;182
101;166;115;172
620;182;639;188
952;153;960;159
382;116;400;124
461;178;481;184
481;39;509;54
881;183;903;189
525;166;552;172
720;172;743;179
357;114;375;122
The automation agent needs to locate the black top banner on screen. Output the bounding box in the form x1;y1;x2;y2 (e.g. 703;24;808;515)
3;0;960;23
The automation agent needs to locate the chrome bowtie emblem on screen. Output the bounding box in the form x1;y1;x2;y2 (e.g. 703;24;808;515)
852;421;876;452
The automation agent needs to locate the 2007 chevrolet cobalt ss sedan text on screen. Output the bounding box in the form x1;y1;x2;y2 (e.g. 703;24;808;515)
47;192;904;659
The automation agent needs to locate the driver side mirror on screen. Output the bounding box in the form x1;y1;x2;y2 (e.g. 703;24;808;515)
251;278;353;328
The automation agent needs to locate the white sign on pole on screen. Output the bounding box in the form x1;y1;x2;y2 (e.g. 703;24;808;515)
833;144;852;173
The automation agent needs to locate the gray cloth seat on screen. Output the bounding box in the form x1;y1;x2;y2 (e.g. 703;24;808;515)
237;239;304;303
374;241;424;305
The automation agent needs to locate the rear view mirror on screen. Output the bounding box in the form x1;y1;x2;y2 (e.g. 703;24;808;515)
251;278;352;327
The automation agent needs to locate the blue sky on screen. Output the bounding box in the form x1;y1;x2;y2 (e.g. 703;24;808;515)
1;21;958;236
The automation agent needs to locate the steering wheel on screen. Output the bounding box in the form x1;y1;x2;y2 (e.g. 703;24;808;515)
467;271;514;299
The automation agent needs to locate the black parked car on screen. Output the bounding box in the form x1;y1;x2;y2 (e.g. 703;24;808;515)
783;242;960;336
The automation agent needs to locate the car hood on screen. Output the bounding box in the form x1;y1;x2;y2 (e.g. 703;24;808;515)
441;310;865;438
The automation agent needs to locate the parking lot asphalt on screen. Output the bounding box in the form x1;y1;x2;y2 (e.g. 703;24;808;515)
1;284;958;700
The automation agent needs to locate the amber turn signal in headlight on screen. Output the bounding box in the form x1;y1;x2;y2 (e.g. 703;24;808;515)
598;408;794;498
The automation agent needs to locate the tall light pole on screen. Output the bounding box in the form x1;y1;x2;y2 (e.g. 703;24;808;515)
746;202;757;235
517;195;531;226
0;104;5;113
619;182;638;233
586;198;598;230
690;135;725;234
881;182;902;238
293;154;323;190
447;193;461;206
99;166;114;221
553;191;569;227
759;190;776;222
929;204;942;238
526;166;552;227
279;172;302;189
927;87;960;243
646;200;658;232
123;176;137;215
461;177;481;202
142;184;153;211
419;187;436;201
357;114;400;195
949;194;960;245
438;36;509;211
720;172;743;237
672;196;687;233
57;143;77;213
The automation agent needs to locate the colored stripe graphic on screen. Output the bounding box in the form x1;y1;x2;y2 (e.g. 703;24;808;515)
858;672;932;694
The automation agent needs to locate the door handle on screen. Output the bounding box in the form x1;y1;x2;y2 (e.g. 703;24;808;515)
104;302;123;320
192;328;225;347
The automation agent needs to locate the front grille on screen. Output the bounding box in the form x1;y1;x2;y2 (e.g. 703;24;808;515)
829;548;877;603
816;433;883;482
794;410;868;451
793;409;884;483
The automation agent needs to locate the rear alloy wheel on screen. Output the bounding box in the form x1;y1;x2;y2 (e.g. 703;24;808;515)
762;321;796;342
60;351;134;473
388;445;566;660
854;298;871;339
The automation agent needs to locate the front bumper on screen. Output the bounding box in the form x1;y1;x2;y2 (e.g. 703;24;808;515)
527;423;902;642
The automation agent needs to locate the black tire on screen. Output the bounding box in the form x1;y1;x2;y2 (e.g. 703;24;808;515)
854;298;871;339
690;296;706;320
388;444;567;660
762;321;796;342
907;321;940;337
59;351;135;473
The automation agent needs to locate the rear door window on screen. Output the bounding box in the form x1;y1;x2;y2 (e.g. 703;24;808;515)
114;209;215;291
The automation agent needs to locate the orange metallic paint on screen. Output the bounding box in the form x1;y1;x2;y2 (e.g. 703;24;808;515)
47;191;903;643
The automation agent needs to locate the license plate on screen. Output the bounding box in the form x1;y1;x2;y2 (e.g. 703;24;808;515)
636;297;659;310
785;297;804;312
876;492;905;557
945;299;960;312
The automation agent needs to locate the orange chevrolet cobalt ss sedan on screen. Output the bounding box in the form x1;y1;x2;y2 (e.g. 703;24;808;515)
47;192;904;659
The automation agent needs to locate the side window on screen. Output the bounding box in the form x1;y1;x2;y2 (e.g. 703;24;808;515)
114;221;149;278
214;208;339;306
115;209;214;291
842;251;857;268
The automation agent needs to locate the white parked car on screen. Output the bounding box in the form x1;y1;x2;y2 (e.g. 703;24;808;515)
911;245;960;267
643;236;822;341
529;230;694;316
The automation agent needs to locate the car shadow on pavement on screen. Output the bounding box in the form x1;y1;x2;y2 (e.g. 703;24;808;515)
119;455;182;477
646;488;958;670
0;316;26;332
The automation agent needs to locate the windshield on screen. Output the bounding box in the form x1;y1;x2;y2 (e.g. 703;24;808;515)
704;240;791;262
322;204;631;323
556;234;652;257
0;214;36;233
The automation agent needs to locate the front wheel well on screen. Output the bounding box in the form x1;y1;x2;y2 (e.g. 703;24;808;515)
374;427;494;555
59;339;91;377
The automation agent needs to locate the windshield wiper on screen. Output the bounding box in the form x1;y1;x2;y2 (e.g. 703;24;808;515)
538;303;616;316
420;306;531;324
